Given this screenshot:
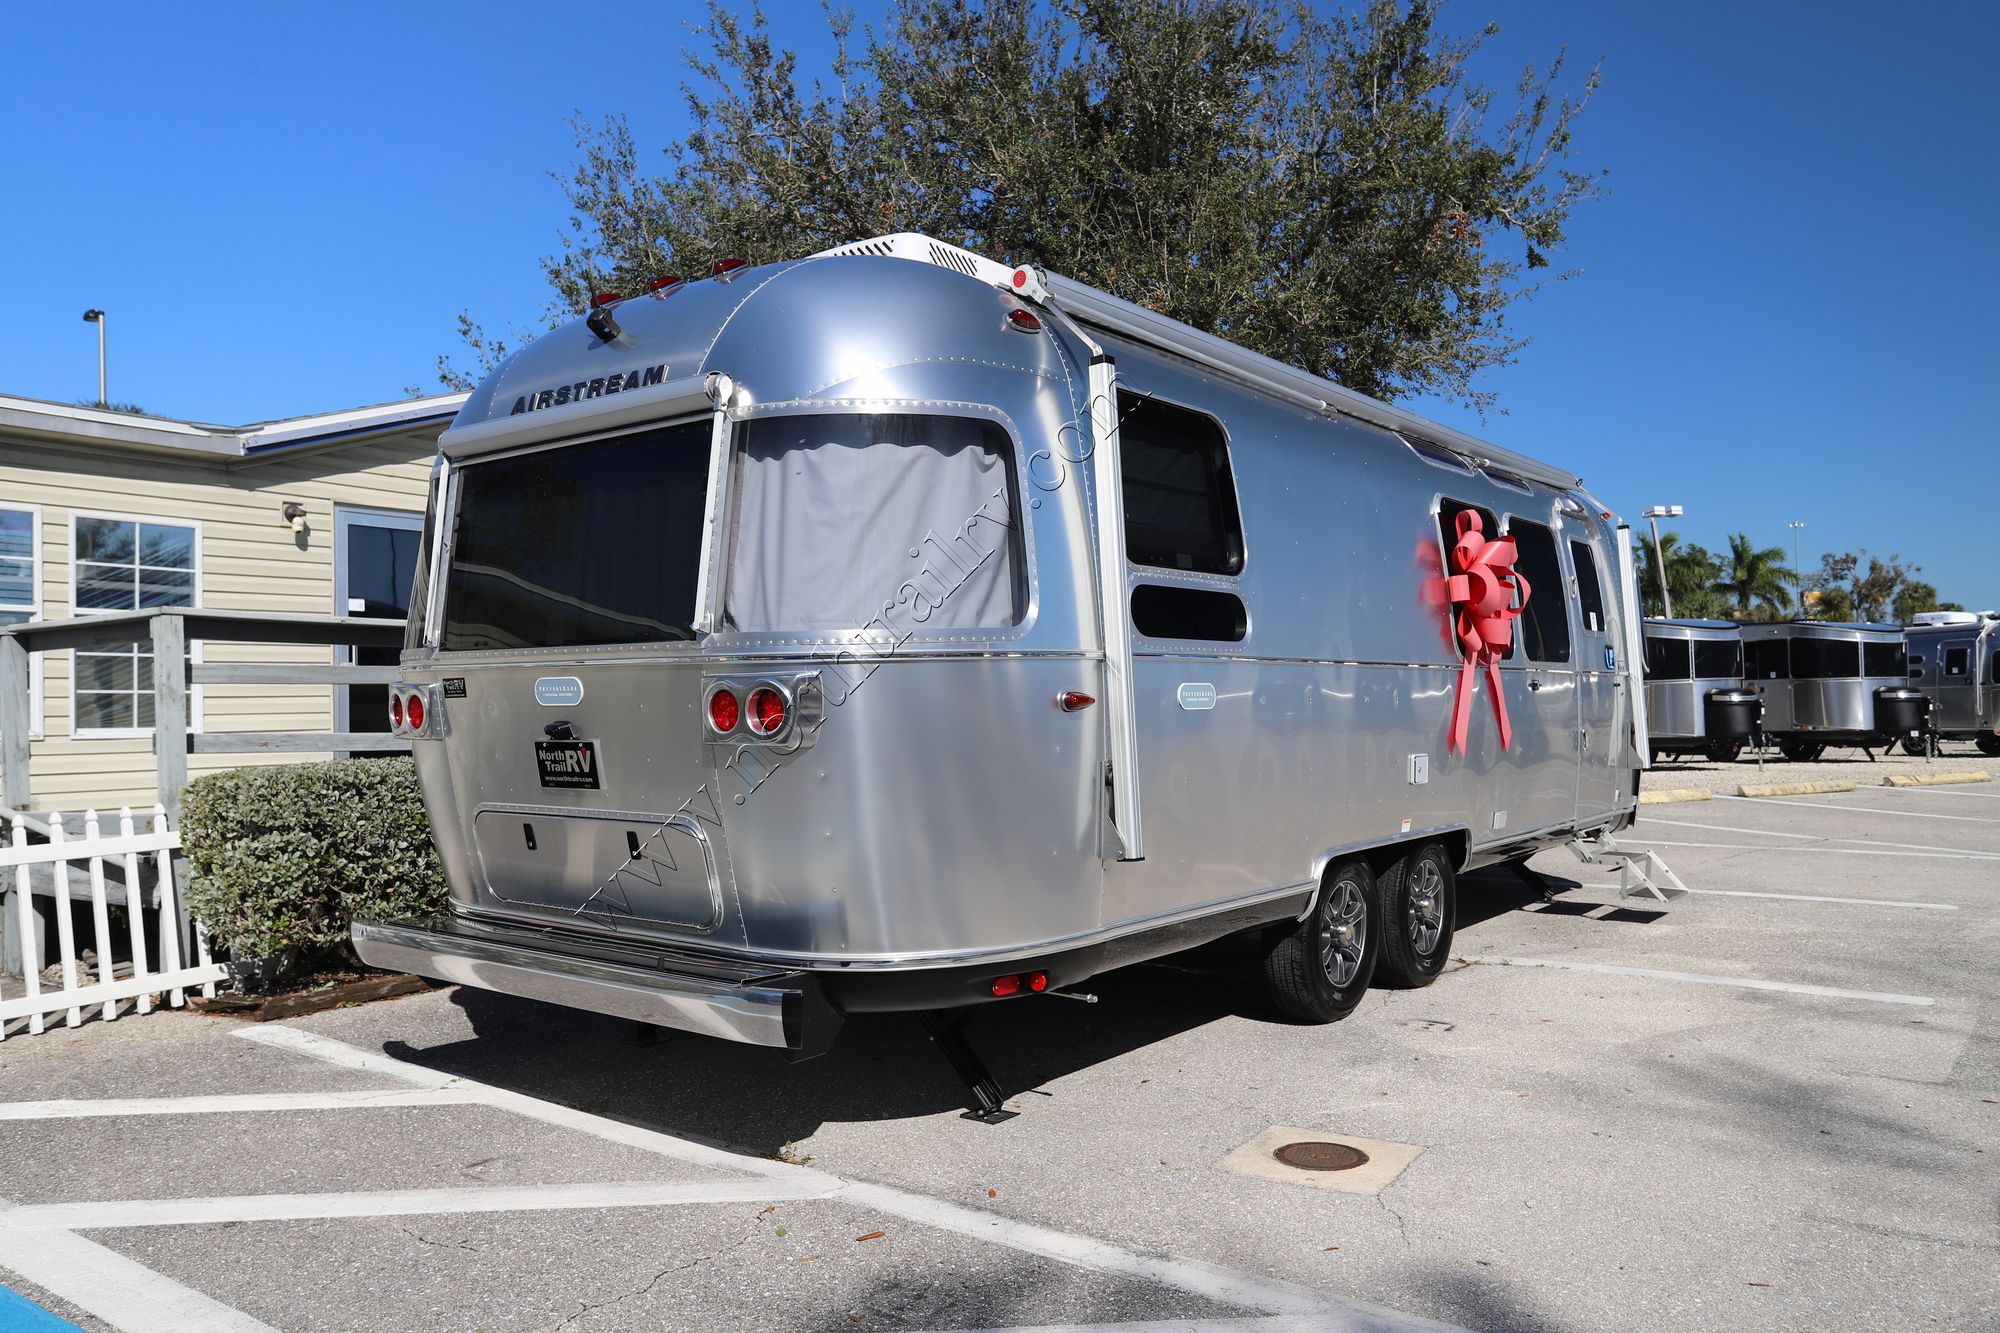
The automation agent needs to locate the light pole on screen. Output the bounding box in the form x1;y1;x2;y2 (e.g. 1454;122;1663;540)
1641;504;1683;619
1788;520;1806;618
81;309;106;406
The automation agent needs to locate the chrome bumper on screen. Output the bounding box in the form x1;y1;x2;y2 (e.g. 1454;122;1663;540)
351;917;839;1058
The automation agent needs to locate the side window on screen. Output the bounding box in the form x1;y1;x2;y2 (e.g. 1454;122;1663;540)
1508;519;1570;664
1746;637;1788;680
1644;635;1691;680
1908;653;1924;679
1130;585;1247;642
1437;499;1511;660
1863;640;1906;679
1118;393;1243;575
1694;639;1743;679
1569;540;1605;635
1945;646;1970;678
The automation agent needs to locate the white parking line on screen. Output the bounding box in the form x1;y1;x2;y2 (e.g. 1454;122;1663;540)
0;1207;278;1333
1874;783;2000;800
0;1088;484;1121
1465;955;1935;1006
1566;882;1958;911
1624;838;2000;862
1716;794;2000;824
943;1318;1400;1333
1644;818;2000;858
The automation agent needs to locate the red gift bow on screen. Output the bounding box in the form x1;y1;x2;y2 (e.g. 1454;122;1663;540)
1442;510;1530;755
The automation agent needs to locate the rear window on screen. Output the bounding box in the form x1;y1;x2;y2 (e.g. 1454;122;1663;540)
442;422;710;651
1644;635;1690;680
1865;640;1907;678
1693;639;1742;680
726;413;1024;633
1791;637;1861;679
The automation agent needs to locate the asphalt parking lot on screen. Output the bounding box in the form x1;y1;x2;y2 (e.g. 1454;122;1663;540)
2;749;1996;1332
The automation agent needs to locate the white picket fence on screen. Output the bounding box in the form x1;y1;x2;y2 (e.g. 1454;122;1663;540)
0;807;227;1037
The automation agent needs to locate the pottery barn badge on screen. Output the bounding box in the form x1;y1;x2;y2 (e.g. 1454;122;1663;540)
534;677;585;707
508;363;667;415
1177;682;1218;711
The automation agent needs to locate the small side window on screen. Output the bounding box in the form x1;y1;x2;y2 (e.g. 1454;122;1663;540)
1119;394;1244;575
1908;654;1924;680
1130;584;1246;642
1746;637;1789;680
1945;646;1970;678
1569;540;1605;635
1644;635;1691;680
1508;519;1570;663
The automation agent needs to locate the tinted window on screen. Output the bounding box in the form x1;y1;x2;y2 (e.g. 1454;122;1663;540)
1693;639;1743;679
1437;499;1511;661
1944;646;1971;678
727;414;1023;633
1644;635;1691;680
1865;641;1908;678
1570;541;1605;635
1509;519;1570;663
1791;637;1862;679
444;422;709;650
1130;585;1247;642
1119;394;1243;574
1746;637;1789;679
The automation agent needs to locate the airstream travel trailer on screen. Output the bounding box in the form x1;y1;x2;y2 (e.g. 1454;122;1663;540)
1641;618;1759;762
352;234;1652;1110
1740;621;1924;760
1904;612;2000;755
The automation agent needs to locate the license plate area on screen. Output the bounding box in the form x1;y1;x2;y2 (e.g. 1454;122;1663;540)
534;740;603;790
471;807;722;933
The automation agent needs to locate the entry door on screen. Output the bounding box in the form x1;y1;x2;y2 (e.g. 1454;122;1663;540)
333;506;424;738
1567;526;1625;822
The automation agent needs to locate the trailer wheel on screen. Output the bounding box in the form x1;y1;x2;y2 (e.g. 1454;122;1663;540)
1705;739;1744;764
1373;842;1456;988
1978;736;2000;757
1263;859;1378;1023
1901;738;1928;757
1777;739;1826;762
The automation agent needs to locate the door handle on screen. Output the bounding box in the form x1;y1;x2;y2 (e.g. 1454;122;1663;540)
1529;680;1544;691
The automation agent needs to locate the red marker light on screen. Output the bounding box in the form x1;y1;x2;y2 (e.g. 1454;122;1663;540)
712;257;747;275
388;694;404;730
747;686;788;735
990;974;1022;998
708;688;740;734
1006;308;1041;334
590;291;623;308
405;691;425;733
1026;970;1049;993
646;274;684;292
1057;691;1095;712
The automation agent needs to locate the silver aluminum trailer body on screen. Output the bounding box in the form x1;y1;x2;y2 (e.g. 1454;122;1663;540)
354;236;1646;1055
1740;621;1911;759
1642;618;1754;760
1904;616;2000;753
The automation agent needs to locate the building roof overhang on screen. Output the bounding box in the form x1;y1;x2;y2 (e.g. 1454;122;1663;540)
0;391;467;465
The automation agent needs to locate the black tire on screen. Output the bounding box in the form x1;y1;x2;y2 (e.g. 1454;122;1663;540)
1778;739;1826;762
1373;842;1456;988
1263;859;1379;1023
1705;739;1744;764
1901;738;1928;758
1977;736;2000;758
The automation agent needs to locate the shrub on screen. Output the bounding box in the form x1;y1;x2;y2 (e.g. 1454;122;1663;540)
181;757;447;978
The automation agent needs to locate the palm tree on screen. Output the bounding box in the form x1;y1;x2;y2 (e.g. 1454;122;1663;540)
1714;533;1794;620
1632;532;1726;619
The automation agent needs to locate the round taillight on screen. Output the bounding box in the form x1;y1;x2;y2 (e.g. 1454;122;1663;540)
747;686;788;735
405;692;425;733
388;694;404;730
708;688;740;734
1006;308;1041;333
1026;970;1049;993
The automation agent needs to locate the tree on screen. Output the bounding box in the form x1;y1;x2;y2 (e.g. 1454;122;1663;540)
1632;531;1727;620
1713;533;1794;621
1893;580;1962;623
1805;549;1922;624
442;0;1605;402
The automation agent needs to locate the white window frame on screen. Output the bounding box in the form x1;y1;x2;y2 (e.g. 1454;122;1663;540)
67;510;205;740
0;503;43;741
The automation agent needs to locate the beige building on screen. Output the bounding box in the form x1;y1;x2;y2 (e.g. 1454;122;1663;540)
0;392;462;813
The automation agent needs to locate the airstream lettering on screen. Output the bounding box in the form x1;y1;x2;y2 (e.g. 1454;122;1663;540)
355;233;1652;1105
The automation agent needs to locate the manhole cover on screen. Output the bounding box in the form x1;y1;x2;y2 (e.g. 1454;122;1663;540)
1272;1141;1370;1172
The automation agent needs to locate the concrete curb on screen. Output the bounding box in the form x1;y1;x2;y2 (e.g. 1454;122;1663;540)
1736;780;1859;798
1883;771;1994;788
1638;788;1712;805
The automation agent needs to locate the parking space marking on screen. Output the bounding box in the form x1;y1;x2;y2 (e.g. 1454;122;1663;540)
1626;838;2000;862
8;1178;832;1231
1716;794;2000;824
943;1318;1380;1332
1644;818;2000;859
1465;956;1936;1006
0;1088;485;1121
1874;783;2000;800
0;1205;279;1333
1565;882;1958;911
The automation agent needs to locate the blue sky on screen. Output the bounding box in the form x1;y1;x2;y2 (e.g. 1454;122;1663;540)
2;1;1994;604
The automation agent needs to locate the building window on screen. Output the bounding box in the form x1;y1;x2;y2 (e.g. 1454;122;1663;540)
0;506;40;740
71;515;199;735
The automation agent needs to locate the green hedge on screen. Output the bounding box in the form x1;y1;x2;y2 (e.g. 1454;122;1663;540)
181;757;447;975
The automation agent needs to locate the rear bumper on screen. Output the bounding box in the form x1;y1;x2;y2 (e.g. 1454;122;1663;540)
350;917;840;1059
